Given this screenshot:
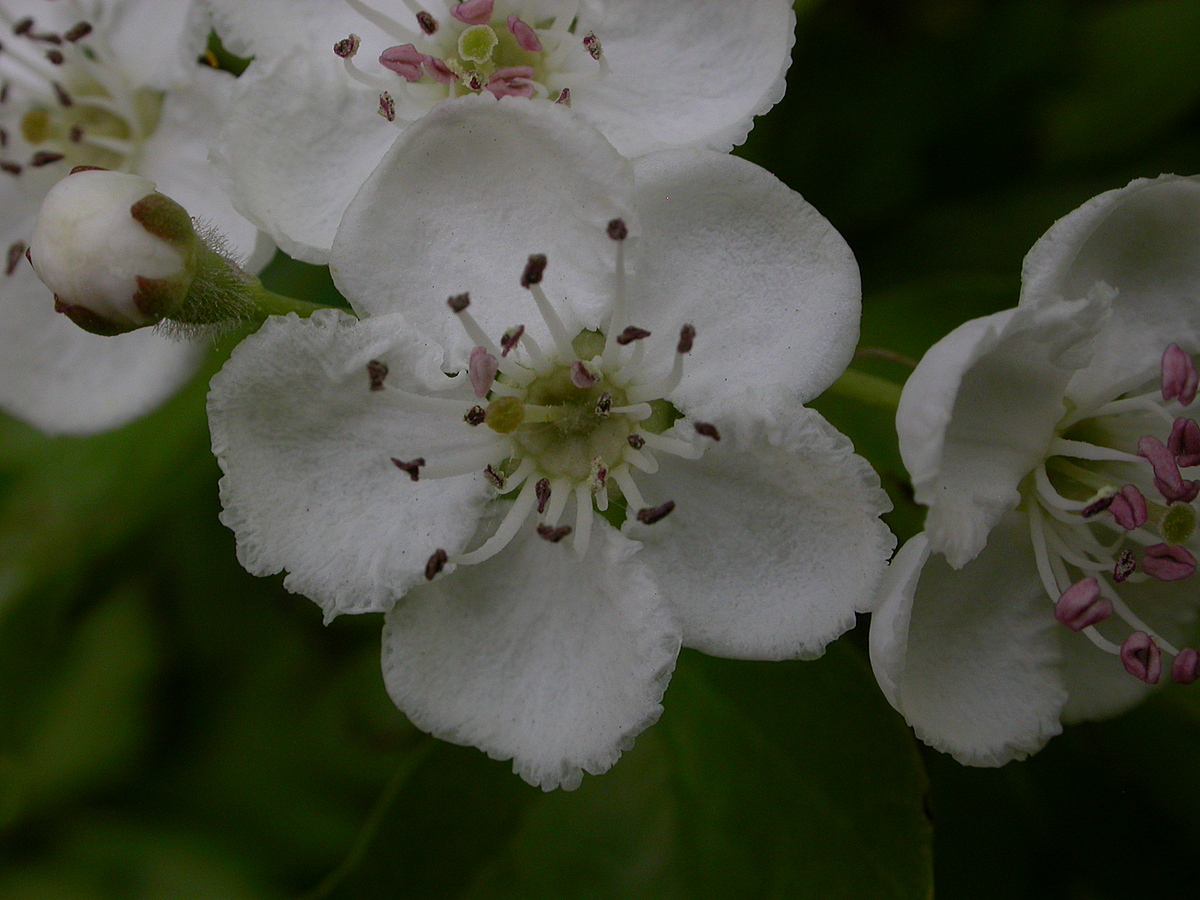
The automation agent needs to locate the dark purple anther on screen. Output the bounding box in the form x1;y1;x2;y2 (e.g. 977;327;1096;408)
416;10;438;34
1120;631;1162;684
1113;549;1137;584
627;434;645;450
6;241;24;276
464;405;486;426
53;81;71;106
64;21;92;42
637;501;676;525
1054;577;1113;631
500;325;524;357
0;162;20;176
391;457;426;481
469;346;499;398
1108;484;1148;530
1169;417;1200;467
555;88;571;105
571;361;599;389
694;422;721;441
451;0;494;26
507;14;542;51
1138;435;1200;503
537;523;572;543
607;218;628;241
535;478;551;514
447;292;470;313
30;150;63;167
46;48;62;64
594;392;612;416
678;324;696;354
484;464;505;490
1141;543;1197;581
1172;648;1200;685
12;17;32;35
367;359;388;391
521;254;547;288
616;326;650;345
425;548;448;580
378;91;396;121
333;33;360;58
1161;343;1198;405
1082;493;1115;518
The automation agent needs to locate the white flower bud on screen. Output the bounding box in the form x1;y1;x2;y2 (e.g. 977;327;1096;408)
28;169;199;336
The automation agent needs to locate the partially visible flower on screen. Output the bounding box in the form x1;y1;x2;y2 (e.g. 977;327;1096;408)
871;175;1200;766
29;169;198;334
205;0;796;262
0;0;270;434
209;98;893;790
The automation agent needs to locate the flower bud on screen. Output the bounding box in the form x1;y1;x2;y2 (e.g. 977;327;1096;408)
28;169;199;336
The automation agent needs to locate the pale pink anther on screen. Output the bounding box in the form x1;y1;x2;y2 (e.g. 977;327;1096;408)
1171;648;1200;685
468;346;498;398
1161;343;1198;405
451;0;493;26
1169;417;1200;467
1141;543;1197;582
1054;577;1114;632
379;44;425;81
1108;484;1148;530
1120;631;1162;684
507;14;542;51
422;55;456;84
1138;435;1200;503
571;361;600;389
487;66;535;99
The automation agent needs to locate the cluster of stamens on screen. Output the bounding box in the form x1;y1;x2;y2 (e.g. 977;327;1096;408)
334;0;604;121
1;0;160;279
1028;343;1200;686
367;218;717;580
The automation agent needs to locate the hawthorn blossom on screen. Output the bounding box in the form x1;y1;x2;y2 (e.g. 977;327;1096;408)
208;98;893;790
871;175;1200;766
205;0;796;262
0;0;269;434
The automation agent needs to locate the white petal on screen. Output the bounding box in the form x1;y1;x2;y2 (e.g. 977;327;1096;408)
1021;175;1200;407
572;0;795;156
199;0;361;60
137;66;272;270
628;150;860;417
631;405;893;660
0;265;201;435
381;518;680;791
213;50;396;264
898;290;1111;567
207;309;498;619
107;0;205;89
869;518;1068;767
331;96;636;358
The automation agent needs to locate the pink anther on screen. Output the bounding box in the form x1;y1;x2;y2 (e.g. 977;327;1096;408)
1141;543;1197;582
422;55;456;84
1138;435;1200;503
451;0;494;26
1108;484;1148;530
1054;577;1114;631
1169;417;1200;467
506;14;542;51
469;346;498;398
379;44;424;81
486;66;535;99
571;361;600;389
1171;648;1200;685
1120;631;1162;684
1161;343;1198;405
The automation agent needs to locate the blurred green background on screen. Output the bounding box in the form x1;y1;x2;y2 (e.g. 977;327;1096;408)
3;0;1199;896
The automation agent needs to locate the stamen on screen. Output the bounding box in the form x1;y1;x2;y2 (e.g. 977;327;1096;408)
345;0;423;44
1172;648;1200;685
612;466;646;511
602;221;629;357
537;523;572;542
378;91;396;121
425;548;448;580
1054;577;1114;631
638;431;703;460
484;464;505;490
380;43;425;80
1051;437;1143;464
1141;543;1196;581
468;346;498;397
627;433;646;450
507;14;542;51
625;325;694;404
1120;632;1162;684
542;477;571;525
1138;435;1200;502
391;457;426;481
594;392;612;417
417;11;438;34
555;87;570;105
1161;343;1198;405
367;359;388;391
63;22;92;43
5;240;24;276
572;483;593;557
1081;492;1116;518
636;501;676;525
694;422;721;441
52;81;70;106
30;150;63;167
608;403;651;420
500;325;524;357
454;476;538;565
452;0;495;26
616;326;650;345
570;360;600;388
464;405;486;426
1169;417;1200;467
582;30;602;60
520;254;574;358
333;34;361;58
1109;485;1148;530
1112;549;1136;583
535;477;551;514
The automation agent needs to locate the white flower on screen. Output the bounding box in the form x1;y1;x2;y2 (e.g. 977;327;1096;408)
29;169;197;334
871;175;1200;766
0;0;270;434
205;0;796;262
208;98;894;790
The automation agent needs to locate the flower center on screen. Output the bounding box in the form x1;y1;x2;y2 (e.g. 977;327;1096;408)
336;0;605;120
1025;343;1200;687
369;219;718;578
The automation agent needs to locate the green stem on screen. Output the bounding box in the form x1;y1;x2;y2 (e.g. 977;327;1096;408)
827;368;904;413
246;281;327;319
